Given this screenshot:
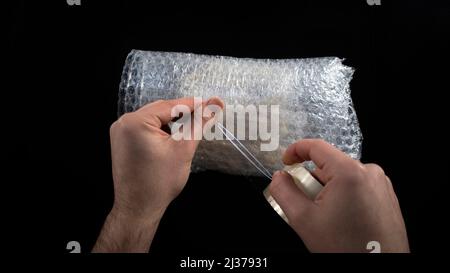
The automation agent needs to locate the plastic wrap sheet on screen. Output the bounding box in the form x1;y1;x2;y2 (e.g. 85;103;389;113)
118;50;362;176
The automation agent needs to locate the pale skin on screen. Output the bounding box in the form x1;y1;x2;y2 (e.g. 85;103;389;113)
93;97;409;253
269;139;409;252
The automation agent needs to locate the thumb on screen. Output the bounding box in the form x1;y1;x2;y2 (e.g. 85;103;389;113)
269;171;316;224
173;97;224;154
191;96;225;146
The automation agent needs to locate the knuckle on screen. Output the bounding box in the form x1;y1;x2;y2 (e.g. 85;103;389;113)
314;138;328;147
151;99;165;106
138;99;164;112
115;113;140;134
109;121;118;134
365;163;386;177
385;175;393;186
339;159;366;185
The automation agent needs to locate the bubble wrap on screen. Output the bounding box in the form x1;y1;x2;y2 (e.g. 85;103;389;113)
118;50;362;176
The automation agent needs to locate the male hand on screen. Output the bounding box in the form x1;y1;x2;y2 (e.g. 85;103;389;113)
93;97;223;252
269;139;409;253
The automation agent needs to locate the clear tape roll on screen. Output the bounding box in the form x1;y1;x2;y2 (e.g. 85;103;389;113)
264;163;323;223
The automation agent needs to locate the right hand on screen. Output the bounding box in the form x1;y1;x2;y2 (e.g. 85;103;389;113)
268;139;409;253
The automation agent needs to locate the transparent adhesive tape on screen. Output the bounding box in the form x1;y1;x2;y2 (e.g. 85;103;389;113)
264;163;323;223
118;50;363;176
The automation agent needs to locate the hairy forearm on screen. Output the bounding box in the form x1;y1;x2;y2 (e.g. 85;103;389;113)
92;207;162;253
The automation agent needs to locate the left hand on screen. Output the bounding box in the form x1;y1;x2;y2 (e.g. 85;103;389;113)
110;97;224;219
93;97;223;252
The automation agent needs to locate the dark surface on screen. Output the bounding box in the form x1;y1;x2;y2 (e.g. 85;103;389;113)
7;0;449;261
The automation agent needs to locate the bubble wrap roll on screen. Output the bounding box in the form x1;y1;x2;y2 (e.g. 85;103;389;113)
118;50;363;176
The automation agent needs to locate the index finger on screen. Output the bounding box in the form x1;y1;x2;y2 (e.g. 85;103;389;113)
283;139;352;170
137;97;197;127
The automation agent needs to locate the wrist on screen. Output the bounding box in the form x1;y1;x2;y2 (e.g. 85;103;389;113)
92;205;164;253
109;203;165;230
111;197;169;222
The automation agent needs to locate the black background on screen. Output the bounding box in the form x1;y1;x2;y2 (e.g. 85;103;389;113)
6;0;450;266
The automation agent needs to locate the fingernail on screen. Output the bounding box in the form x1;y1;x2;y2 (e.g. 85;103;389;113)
206;97;214;105
206;96;224;107
203;104;214;118
274;171;294;183
272;170;283;180
270;171;284;190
